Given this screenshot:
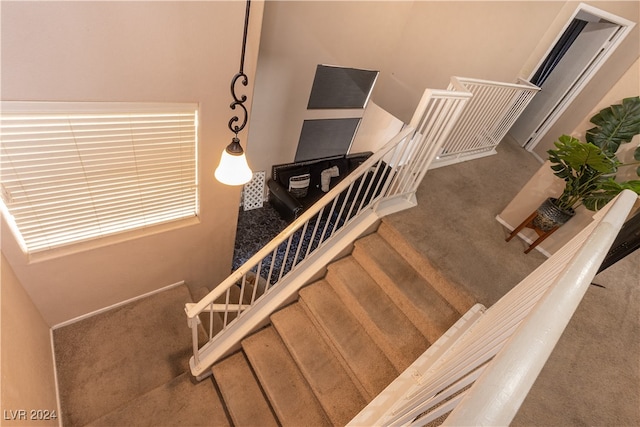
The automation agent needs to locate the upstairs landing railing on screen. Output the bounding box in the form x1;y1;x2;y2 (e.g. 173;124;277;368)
348;189;637;426
431;77;540;168
184;81;472;378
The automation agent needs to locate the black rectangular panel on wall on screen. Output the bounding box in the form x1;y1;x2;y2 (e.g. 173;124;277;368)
294;118;361;162
307;65;378;109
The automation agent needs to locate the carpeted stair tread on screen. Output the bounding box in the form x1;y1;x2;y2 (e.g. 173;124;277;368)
299;280;399;398
242;326;331;426
271;303;368;426
353;233;460;343
85;372;230;427
326;256;430;371
378;220;475;314
212;352;278;427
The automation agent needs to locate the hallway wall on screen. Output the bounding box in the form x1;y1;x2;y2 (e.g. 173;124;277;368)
1;255;57;427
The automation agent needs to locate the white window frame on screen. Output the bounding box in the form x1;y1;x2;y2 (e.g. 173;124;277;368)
1;101;199;258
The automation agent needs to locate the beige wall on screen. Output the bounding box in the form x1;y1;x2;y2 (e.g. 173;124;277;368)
0;1;264;325
1;255;58;427
247;1;566;178
499;58;640;254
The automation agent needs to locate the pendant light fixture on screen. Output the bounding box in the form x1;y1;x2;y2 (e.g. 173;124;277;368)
214;0;253;186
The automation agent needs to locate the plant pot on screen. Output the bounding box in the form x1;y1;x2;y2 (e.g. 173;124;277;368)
532;198;575;232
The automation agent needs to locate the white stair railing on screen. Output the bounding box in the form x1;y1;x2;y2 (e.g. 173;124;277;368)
348;189;637;427
184;85;472;378
431;77;540;168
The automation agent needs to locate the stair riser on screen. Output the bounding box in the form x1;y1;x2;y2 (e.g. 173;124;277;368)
325;261;430;372
271;303;368;425
298;282;399;398
352;243;456;343
378;221;475;314
211;352;278;427
242;327;332;426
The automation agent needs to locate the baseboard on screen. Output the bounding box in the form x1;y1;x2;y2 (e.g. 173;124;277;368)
51;280;185;330
495;214;552;258
429;149;497;169
50;329;63;427
526;148;546;164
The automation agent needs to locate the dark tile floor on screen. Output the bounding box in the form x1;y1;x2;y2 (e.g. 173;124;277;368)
232;202;288;271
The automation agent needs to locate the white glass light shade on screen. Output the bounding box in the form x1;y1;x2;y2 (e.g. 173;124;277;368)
214;148;253;186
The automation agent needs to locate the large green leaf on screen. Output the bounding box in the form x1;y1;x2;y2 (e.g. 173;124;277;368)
548;135;618;175
582;179;640;211
585;96;640;155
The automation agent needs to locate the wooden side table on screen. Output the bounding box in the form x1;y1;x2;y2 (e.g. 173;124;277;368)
506;211;560;254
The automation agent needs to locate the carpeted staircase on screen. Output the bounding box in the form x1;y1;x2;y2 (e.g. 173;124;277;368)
209;220;475;426
53;219;474;426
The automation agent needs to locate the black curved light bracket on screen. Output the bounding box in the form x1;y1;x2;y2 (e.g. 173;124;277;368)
228;0;251;139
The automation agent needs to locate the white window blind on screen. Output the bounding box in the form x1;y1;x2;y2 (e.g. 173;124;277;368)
0;102;199;253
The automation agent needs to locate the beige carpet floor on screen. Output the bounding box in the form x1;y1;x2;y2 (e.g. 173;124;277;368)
53;284;230;427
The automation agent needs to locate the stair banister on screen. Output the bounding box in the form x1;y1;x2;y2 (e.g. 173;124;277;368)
431;76;540;168
443;189;638;426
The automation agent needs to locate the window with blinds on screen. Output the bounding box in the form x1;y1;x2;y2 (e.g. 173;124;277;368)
0;102;199;253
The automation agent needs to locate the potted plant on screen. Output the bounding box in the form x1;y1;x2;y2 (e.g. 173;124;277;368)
535;96;640;231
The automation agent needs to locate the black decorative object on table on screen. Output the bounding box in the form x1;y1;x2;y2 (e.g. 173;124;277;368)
267;152;373;222
597;209;640;273
232;202;344;279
